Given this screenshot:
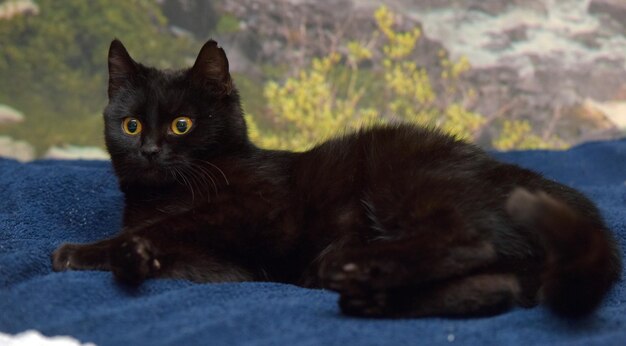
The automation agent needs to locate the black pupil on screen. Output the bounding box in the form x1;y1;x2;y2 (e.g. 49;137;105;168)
176;119;188;132
127;120;137;133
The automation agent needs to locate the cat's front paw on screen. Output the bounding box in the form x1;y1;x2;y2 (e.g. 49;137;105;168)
320;261;369;293
110;236;161;285
51;243;80;271
320;261;399;317
339;290;394;317
320;255;406;293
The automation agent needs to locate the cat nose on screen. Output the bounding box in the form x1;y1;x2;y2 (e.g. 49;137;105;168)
141;145;161;159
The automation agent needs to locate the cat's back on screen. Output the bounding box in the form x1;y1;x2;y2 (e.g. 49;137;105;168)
359;123;485;164
300;123;491;175
292;123;501;210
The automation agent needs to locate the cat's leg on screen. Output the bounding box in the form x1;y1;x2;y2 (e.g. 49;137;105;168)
338;272;522;318
320;205;502;291
52;238;115;271
318;233;520;317
320;238;499;292
318;205;540;317
52;236;159;278
107;235;160;284
320;235;535;318
317;218;521;319
107;234;254;284
52;235;162;277
321;240;493;292
52;231;253;284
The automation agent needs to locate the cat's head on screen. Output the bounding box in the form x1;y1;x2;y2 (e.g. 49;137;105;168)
103;39;250;186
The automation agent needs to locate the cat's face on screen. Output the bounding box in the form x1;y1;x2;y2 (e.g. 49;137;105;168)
103;40;249;186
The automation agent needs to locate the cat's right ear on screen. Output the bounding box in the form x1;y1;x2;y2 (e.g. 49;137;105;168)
189;40;233;95
108;39;137;99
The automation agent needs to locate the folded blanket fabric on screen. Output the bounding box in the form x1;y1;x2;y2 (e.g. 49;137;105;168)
1;139;625;346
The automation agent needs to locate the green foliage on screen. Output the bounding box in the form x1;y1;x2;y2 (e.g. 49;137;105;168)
215;13;240;34
492;119;565;150
248;6;559;151
0;2;564;156
251;53;378;150
0;0;195;153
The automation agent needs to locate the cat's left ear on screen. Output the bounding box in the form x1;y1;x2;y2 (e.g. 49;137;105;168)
189;40;233;95
108;39;138;99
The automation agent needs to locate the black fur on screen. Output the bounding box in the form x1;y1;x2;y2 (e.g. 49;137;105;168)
52;39;622;318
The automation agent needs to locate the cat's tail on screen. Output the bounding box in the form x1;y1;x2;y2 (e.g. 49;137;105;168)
506;188;622;317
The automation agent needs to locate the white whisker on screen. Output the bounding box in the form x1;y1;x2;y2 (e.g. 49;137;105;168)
185;164;213;203
176;166;196;202
189;162;219;196
197;159;230;186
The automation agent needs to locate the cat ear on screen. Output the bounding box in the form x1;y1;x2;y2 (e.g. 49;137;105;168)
108;39;137;98
189;40;233;95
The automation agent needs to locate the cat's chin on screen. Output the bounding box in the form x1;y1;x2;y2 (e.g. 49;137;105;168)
117;165;177;187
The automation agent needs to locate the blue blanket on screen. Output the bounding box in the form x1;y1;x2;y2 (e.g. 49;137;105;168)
1;140;625;346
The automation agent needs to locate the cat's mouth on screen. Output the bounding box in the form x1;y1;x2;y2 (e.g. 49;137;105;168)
144;163;182;183
116;161;179;186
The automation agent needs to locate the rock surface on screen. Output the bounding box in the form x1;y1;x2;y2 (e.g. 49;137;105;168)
0;136;35;162
216;0;626;145
0;0;39;20
44;145;110;160
589;0;626;25
390;0;626;140
0;104;24;125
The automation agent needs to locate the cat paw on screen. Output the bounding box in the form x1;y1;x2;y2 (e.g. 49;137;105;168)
320;261;388;317
51;243;80;271
320;257;410;317
339;290;393;317
320;258;405;293
110;236;160;285
321;262;370;293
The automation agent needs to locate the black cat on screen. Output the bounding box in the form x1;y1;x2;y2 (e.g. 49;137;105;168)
52;39;622;318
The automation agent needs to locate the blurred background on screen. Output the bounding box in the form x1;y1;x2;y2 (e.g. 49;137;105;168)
1;0;625;161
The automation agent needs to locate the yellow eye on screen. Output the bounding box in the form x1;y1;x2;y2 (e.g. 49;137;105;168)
171;116;193;135
122;117;142;135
